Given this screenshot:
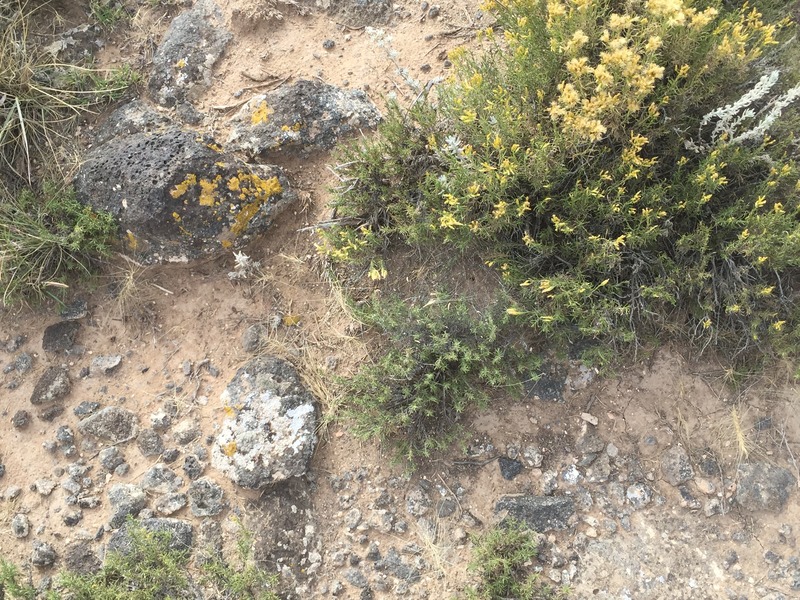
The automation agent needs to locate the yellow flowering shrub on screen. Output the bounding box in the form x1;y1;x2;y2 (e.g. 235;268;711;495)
322;0;799;368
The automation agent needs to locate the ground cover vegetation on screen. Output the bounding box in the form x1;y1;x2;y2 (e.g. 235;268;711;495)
0;0;135;305
0;520;280;599
322;0;800;459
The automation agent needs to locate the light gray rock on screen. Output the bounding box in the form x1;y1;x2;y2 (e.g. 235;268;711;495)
30;367;70;406
33;478;58;496
108;484;146;528
735;463;796;512
78;407;138;443
147;0;231;110
90;355;122;375
99;447;126;471
188;477;224;516
661;445;694;486
241;323;267;353
31;540;57;567
226;80;381;156
172;420;201;445
211;356;317;488
137;428;164;457
154;493;188;516
12;513;30;538
495;495;575;532
626;482;653;509
140;464;184;494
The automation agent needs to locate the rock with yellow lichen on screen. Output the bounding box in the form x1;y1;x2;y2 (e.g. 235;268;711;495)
74;103;294;264
227;79;381;157
211;356;317;489
148;0;231;119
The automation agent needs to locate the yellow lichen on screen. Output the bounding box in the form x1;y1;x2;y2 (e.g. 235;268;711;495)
170;174;197;199
207;143;223;152
172;211;182;222
251;101;272;125
229;174;283;237
126;230;138;251
222;441;237;456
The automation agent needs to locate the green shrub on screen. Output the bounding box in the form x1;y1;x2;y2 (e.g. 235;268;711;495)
321;0;800;367
0;559;40;600
58;524;191;599
199;518;280;600
468;519;569;599
340;296;537;462
0;182;116;305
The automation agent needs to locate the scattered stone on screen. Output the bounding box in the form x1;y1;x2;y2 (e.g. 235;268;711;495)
580;412;599;426
12;514;30;538
626;483;653;509
211;357;317;488
660;444;694;486
5;486;22;500
0;463;4;478
695;477;716;495
63;541;101;575
226;80;381;156
344;508;362;529
5;334;25;352
30;367;71;405
73;401;101;417
375;547;421;583
56;425;75;446
606;442;619;459
14;352;33;373
91;355;123;375
99;447;126;472
162;448;180;463
562;465;583;485
524;361;567;402
39;405;65;422
137;428;164;457
77;495;101;509
107;518;193;554
704;498;722;517
63;510;84;526
60;299;88;320
678;485;702;510
585;452;611;483
11;410;30;429
523;445;543;467
241;323;267;353
150;411;172;431
405;487;432;517
344;568;369;589
155;493;188;515
723;550;739;570
108;483;147;528
183;455;204;481
140;464;184;494
31;540;57;567
188;477;225;516
78;406;138;443
147;0;232;110
33;479;58;496
322;39;335;49
172;420;201;445
499;457;523;480
735;463;796;512
495;495;575;532
42;321;80;353
428;5;440;18
576;430;605;455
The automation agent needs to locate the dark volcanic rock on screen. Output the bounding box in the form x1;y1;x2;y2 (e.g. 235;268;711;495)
188;477;225;516
661;444;694;486
137;428;164;457
108;484;146;528
63;541;101;575
735;463;796;512
42;321;80;353
74;104;294;264
226;80;381;156
31;540;57;567
147;0;231;110
499;457;523;481
495;495;575;532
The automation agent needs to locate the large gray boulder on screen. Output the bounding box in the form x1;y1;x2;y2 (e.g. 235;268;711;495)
226;80;381;157
211;357;317;488
74;103;294;264
148;0;231;111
